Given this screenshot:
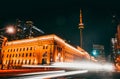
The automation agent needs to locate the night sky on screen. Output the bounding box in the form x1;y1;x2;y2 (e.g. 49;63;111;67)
0;0;120;56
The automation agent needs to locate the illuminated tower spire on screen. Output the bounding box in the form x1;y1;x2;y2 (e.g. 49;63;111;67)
78;9;84;48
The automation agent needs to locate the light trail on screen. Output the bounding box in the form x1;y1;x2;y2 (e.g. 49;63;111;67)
14;70;88;79
19;62;115;79
22;61;115;72
16;70;65;76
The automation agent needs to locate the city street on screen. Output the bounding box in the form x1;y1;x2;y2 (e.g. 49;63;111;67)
0;68;120;79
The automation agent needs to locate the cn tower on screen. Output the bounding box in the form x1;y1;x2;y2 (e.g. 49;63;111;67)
78;9;84;48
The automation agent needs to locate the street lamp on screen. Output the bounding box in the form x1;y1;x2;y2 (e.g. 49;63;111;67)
5;25;16;34
0;25;16;35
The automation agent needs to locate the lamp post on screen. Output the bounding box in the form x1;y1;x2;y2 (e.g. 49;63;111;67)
0;25;16;41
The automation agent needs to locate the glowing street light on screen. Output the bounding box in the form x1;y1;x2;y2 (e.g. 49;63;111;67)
5;25;16;34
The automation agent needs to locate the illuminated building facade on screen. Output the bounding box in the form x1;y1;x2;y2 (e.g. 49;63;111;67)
1;34;91;69
112;24;120;71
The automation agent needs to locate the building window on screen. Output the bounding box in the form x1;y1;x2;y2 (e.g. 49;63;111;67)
20;48;22;51
25;60;27;64
16;48;18;52
14;60;16;64
19;54;21;57
22;53;24;57
6;60;7;64
33;59;35;64
27;48;29;51
43;52;47;57
30;47;32;50
13;54;14;57
26;53;28;57
23;48;25;51
12;60;13;64
10;54;11;58
33;53;36;57
46;46;48;49
29;60;31;64
16;54;17;57
11;49;12;52
7;54;9;57
43;46;45;49
21;60;23;64
57;47;62;52
13;49;15;52
8;49;9;52
29;53;32;57
18;60;20;64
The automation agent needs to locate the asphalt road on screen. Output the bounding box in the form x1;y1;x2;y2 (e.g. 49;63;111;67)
0;69;120;79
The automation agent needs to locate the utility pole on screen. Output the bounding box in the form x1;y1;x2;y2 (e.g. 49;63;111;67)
78;9;84;48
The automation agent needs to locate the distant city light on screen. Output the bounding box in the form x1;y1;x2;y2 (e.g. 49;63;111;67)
91;50;99;57
93;50;97;56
